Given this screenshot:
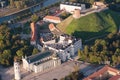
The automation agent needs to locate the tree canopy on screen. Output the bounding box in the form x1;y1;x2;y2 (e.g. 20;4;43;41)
0;25;35;66
78;32;120;66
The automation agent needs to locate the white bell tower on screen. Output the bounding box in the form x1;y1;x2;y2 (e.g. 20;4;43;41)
14;59;21;80
71;44;74;56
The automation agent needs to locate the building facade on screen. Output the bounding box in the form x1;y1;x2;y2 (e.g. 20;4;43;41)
43;16;61;23
41;34;82;62
22;51;61;73
14;60;21;80
83;65;120;80
60;2;86;13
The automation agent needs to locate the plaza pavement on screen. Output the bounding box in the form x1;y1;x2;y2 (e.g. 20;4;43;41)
22;61;89;80
0;61;90;80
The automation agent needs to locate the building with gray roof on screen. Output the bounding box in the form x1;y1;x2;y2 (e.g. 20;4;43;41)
22;51;61;73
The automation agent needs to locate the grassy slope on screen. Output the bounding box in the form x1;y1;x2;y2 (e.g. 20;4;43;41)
57;10;120;40
56;16;74;33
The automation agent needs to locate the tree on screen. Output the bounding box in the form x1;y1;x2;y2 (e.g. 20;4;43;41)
84;45;89;54
3;50;12;59
0;25;34;66
32;48;39;55
112;55;117;65
14;1;21;9
115;0;120;3
10;0;15;8
73;62;79;72
107;33;114;39
0;40;6;50
78;49;82;59
89;0;95;4
69;0;77;2
0;50;12;65
16;49;24;58
97;57;102;64
14;1;25;9
31;14;39;23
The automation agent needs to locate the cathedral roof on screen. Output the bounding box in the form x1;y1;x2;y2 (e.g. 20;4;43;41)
27;51;52;63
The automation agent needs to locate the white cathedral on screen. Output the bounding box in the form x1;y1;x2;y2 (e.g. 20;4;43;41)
22;51;61;73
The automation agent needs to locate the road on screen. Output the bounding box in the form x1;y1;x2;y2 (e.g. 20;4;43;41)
0;0;61;24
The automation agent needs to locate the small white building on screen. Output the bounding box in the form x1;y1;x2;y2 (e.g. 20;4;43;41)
43;16;61;23
60;2;86;13
22;51;61;73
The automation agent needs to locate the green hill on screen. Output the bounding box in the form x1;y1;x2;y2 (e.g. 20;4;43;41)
57;15;74;33
57;10;120;40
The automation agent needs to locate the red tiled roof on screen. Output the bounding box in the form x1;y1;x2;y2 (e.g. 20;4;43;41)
49;23;55;31
83;65;120;80
109;75;120;80
30;22;36;41
44;15;61;21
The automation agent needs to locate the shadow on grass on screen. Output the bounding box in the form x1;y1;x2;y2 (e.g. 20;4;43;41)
72;31;110;44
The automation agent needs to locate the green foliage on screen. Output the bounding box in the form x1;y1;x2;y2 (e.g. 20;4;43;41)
9;0;27;9
0;50;12;66
78;49;82;59
32;48;39;55
61;71;84;80
0;25;33;66
31;14;39;23
16;49;24;58
78;33;120;66
10;0;15;8
116;0;120;3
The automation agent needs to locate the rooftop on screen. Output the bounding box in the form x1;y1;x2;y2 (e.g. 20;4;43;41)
40;32;54;42
46;43;71;50
61;2;82;6
83;65;120;80
49;23;62;35
109;75;120;80
34;58;53;66
27;51;52;63
44;16;61;21
44;34;78;50
49;23;55;31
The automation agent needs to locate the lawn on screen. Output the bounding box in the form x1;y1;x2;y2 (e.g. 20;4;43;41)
57;9;120;40
56;16;74;33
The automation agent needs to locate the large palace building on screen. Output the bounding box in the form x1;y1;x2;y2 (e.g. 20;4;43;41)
40;33;82;62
